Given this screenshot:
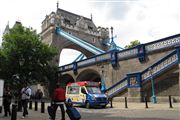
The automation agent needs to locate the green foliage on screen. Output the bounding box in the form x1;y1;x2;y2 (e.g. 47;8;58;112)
0;23;57;88
125;40;141;49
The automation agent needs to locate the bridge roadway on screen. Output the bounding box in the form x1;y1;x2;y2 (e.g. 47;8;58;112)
0;102;179;120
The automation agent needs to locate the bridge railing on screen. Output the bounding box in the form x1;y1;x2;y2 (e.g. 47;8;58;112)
59;63;73;72
145;34;180;53
106;50;178;99
58;50;112;72
117;47;138;60
77;57;96;67
105;77;128;98
58;33;180;72
141;50;178;82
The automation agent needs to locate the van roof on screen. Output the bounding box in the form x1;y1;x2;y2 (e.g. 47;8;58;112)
67;81;99;87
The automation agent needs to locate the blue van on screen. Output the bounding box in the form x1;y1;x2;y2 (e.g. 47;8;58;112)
66;81;109;108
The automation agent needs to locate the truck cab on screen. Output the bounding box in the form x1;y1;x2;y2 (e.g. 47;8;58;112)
66;81;109;108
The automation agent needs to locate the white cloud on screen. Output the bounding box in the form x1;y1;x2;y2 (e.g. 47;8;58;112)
60;49;82;66
0;0;180;66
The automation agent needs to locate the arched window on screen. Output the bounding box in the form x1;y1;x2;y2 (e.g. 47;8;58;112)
92;38;96;43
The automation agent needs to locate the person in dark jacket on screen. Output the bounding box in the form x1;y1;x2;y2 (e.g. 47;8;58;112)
35;89;43;100
3;87;12;117
52;84;66;120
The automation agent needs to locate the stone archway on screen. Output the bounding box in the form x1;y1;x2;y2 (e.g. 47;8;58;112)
60;74;75;86
76;69;101;82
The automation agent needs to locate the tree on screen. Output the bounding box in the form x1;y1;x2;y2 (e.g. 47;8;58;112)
0;22;57;88
125;40;141;49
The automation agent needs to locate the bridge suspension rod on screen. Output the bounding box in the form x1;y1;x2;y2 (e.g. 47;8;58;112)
56;27;105;55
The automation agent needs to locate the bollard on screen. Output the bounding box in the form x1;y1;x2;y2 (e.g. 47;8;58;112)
144;96;148;108
29;100;32;109
17;100;22;112
11;104;17;120
0;106;2;113
35;101;38;111
41;101;45;113
125;97;128;108
169;95;173;108
110;99;113;108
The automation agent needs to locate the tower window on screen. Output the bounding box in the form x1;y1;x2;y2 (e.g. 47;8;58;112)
92;38;96;43
88;26;93;31
64;19;71;25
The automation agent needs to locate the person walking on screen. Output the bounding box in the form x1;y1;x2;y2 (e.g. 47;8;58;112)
52;84;66;120
35;89;43;101
3;86;12;117
21;83;32;119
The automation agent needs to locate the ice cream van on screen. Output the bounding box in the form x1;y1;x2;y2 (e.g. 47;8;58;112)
66;81;109;108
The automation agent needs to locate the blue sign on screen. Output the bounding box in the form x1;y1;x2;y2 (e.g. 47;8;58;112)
127;72;141;88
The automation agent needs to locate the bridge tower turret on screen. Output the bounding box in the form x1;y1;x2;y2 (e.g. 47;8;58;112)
41;8;109;66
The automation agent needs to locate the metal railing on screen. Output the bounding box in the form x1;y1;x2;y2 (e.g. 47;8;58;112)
58;34;180;73
106;77;128;98
106;50;178;98
141;51;178;82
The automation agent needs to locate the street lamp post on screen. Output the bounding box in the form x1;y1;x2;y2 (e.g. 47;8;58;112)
101;70;106;93
148;67;157;103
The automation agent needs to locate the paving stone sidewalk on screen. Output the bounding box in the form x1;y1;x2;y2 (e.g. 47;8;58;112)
0;102;179;120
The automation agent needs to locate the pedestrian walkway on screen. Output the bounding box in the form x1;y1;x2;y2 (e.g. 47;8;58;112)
111;102;180;110
0;102;179;120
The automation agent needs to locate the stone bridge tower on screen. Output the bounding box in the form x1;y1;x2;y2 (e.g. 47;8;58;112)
41;8;109;66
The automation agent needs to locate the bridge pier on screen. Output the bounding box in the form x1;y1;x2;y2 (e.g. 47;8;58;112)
127;72;143;102
176;45;180;89
128;88;143;102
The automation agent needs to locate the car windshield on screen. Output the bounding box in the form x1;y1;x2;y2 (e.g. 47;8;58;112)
86;87;101;94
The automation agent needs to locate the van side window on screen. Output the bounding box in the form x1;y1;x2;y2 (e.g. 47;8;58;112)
67;86;79;94
81;87;86;94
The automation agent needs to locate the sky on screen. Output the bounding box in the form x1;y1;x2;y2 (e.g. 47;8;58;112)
0;0;180;66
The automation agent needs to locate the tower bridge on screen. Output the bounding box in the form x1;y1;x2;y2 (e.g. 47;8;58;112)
41;8;180;102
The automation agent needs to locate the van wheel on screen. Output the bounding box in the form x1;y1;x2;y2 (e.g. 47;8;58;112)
85;102;90;109
102;105;106;108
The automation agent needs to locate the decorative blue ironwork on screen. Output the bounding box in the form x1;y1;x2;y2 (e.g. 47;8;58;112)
105;77;128;98
111;50;118;68
137;44;145;62
118;47;138;59
145;33;180;52
106;50;178;98
127;72;141;88
148;67;157;103
73;53;85;62
141;51;178;81
58;33;180;73
175;44;180;63
73;62;78;74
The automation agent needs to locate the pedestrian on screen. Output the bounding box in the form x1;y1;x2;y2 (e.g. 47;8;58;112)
35;89;43;100
21;82;32;119
3;86;12;117
52;84;66;120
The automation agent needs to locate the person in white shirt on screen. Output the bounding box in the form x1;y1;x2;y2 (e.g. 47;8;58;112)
21;83;31;119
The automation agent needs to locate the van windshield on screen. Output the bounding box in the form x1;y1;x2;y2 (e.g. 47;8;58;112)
86;87;101;94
